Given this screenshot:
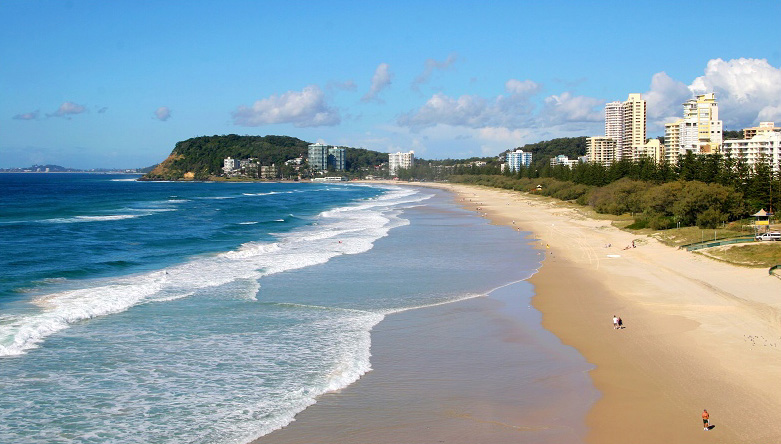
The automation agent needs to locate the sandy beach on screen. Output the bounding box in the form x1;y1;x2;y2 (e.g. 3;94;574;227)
257;182;781;443
438;182;781;443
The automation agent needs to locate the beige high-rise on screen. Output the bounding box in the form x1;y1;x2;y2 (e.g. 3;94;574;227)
622;93;647;161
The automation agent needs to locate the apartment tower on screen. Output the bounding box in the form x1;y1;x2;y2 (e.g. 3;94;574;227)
604;101;624;161
622;93;647;161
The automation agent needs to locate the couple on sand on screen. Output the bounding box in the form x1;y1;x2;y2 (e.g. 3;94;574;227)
612;315;623;329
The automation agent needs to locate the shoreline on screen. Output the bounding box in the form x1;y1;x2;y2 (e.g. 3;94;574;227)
253;180;781;443
423;182;781;442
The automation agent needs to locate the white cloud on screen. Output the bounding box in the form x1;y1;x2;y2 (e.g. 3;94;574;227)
539;92;603;125
505;79;541;95
643;71;691;127
13;110;39;120
232;85;340;127
154;106;172;121
689;58;781;128
398;78;541;130
412;54;458;90
48;101;86;118
362;63;393;102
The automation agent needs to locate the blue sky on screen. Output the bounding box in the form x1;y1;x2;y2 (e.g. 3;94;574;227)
2;0;781;169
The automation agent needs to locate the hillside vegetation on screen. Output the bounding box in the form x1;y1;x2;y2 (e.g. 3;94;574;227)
144;135;310;180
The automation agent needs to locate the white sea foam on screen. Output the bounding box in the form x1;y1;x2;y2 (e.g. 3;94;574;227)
238;221;258;225
43;214;142;223
0;185;428;357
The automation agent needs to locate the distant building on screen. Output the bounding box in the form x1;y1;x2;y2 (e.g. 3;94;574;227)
388;151;415;175
260;164;277;179
634;139;664;163
664;93;723;164
223;157;240;174
550;155;579;168
308;143;346;172
605;101;624;160
721;131;781;173
743;122;781;139
329;146;346;171
586;137;617;166
506;149;532;172
622;93;647;161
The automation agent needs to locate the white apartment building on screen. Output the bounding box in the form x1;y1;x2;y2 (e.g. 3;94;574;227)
721;131;781;173
664;93;723;164
622;93;647;161
586;137;617;166
223;157;240;174
388;151;415;175
605;101;624;160
550;155;581;168
506;149;533;172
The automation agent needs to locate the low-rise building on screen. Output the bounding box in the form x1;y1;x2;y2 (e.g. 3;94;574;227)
586;137;616;166
550;155;579;168
721;132;781;173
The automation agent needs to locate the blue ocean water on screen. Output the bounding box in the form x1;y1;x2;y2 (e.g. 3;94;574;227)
0;174;544;443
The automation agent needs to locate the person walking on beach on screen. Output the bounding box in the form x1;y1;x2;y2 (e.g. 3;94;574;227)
702;409;710;430
617;316;623;329
613;315;619;330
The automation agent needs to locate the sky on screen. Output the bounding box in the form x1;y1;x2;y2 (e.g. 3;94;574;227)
2;0;781;169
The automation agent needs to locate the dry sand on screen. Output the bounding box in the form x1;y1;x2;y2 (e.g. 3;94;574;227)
435;182;781;443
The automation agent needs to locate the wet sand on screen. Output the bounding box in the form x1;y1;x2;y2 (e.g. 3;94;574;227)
253;218;596;443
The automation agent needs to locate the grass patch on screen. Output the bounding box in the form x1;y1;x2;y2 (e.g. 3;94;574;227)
695;243;781;268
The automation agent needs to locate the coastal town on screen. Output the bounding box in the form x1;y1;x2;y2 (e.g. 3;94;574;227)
507;92;780;173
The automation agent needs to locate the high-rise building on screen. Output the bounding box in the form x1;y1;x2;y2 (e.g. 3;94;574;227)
506;149;532;172
586;137;617;166
308;143;330;171
328;147;346;171
605;101;624;160
663;93;723;164
388;151;415;175
622;93;647;161
308;143;346;172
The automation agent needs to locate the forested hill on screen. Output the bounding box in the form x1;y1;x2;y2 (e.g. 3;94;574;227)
143;135;309;180
142;135;390;180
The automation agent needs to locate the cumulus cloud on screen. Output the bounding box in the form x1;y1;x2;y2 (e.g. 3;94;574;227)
13;110;39;120
643;71;691;125
412;54;458;90
362;63;393;102
642;59;781;130
232;85;340;127
689;58;781;127
48;101;86;118
154;106;172;121
397;78;542;130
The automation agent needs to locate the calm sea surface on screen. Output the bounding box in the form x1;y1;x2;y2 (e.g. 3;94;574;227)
0;174;581;443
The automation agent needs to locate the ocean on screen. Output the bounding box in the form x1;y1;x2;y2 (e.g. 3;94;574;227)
0;174;591;443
